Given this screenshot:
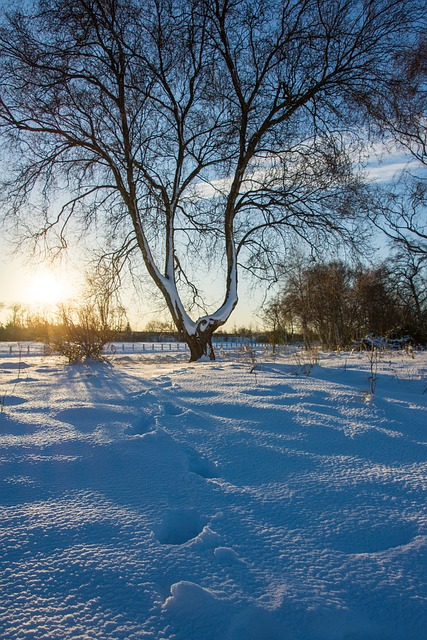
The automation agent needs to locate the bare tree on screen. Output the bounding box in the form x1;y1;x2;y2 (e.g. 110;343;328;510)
261;294;305;353
267;261;355;348
367;36;427;166
84;257;128;333
364;27;427;262
352;266;399;339
0;0;424;360
387;249;427;341
264;259;414;348
371;174;427;257
303;262;354;348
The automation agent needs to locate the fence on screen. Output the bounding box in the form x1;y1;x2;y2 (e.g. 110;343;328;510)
0;340;267;358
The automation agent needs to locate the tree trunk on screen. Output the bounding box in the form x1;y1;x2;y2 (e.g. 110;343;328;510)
184;327;217;362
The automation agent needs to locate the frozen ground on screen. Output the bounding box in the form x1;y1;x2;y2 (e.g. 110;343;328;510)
0;345;426;639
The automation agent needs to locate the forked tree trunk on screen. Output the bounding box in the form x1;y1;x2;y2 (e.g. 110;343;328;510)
184;326;217;362
159;257;236;362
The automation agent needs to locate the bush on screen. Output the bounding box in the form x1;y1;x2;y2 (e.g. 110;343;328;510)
50;304;115;363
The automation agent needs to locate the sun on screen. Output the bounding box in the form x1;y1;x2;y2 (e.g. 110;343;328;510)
27;269;70;306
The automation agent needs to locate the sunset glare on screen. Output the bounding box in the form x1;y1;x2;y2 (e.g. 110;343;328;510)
26;270;70;307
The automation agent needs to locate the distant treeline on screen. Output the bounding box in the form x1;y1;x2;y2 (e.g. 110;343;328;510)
263;260;427;348
0;312;258;344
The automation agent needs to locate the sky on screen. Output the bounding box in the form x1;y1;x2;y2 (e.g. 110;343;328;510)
0;149;423;331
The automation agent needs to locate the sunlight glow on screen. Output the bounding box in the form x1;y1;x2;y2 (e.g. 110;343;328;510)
26;270;71;306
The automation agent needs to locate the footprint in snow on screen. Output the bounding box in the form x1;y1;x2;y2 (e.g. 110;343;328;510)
186;449;219;478
129;388;156;400
55;406;131;434
163;402;186;416
243;387;278;397
227;606;288;640
0;415;37;435
154;508;207;545
155;376;173;388
0;395;27;407
181;389;219;399
0;362;31;370
129;413;157;435
2;475;39;506
330;521;417;554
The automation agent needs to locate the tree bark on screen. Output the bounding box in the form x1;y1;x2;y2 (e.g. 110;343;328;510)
184;326;217;362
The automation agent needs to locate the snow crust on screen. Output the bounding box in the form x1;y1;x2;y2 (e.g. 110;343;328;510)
0;347;426;639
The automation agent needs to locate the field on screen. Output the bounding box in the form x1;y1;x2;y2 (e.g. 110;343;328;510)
1;344;426;639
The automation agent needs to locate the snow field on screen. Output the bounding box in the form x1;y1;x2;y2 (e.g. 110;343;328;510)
0;348;426;639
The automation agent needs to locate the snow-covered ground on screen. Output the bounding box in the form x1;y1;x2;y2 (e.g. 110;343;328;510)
0;345;426;640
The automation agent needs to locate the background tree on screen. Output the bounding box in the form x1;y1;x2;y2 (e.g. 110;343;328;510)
263;259;423;348
261;297;295;352
3;304;27;342
386;250;427;342
84;259;128;336
366;26;427;268
371;174;427;259
352;266;399;339
266;261;354;348
304;263;354;348
144;319;177;339
0;0;424;360
367;35;427;166
367;172;427;341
